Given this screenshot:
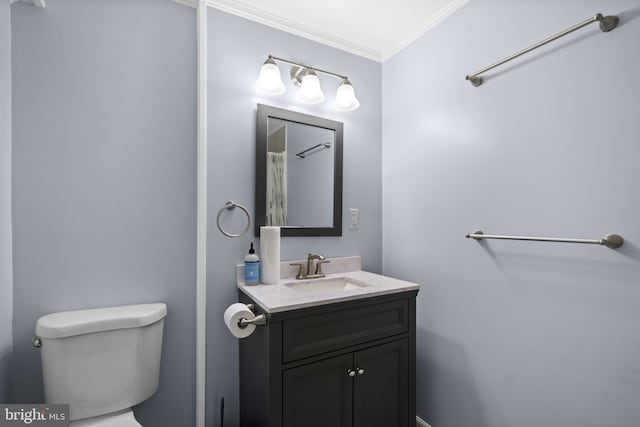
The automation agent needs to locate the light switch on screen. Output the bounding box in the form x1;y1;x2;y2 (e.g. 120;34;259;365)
349;208;359;229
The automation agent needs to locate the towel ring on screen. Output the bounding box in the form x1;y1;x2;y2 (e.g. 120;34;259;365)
216;201;251;238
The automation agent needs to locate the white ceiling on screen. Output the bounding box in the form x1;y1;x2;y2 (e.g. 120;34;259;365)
207;0;469;62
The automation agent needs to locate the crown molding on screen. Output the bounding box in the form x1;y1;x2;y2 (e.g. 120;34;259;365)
204;0;381;61
170;0;379;60
381;0;469;61
172;0;468;63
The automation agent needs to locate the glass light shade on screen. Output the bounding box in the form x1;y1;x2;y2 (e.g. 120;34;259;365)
334;79;360;112
255;60;285;95
296;70;325;104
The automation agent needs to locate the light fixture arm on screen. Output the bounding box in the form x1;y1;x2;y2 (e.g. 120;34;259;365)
268;55;348;81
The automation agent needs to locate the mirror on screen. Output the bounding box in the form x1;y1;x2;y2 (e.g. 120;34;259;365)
256;104;343;236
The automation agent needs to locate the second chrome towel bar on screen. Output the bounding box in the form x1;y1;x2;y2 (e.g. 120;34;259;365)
466;13;619;87
466;230;624;249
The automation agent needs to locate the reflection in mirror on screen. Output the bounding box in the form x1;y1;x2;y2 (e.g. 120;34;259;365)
267;118;334;227
256;104;343;237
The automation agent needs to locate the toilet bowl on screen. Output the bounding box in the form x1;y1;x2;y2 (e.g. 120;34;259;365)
35;303;167;426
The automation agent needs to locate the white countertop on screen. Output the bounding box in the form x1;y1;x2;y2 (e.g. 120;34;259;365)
238;269;420;314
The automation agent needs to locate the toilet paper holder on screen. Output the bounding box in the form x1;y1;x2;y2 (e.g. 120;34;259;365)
238;304;267;329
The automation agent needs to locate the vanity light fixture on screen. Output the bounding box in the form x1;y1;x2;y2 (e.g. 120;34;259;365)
334;78;360;112
295;69;325;104
255;55;360;112
255;57;286;95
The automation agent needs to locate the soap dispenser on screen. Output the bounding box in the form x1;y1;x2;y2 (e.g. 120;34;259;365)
244;242;260;285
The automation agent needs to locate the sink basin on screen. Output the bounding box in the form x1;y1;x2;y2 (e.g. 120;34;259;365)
284;277;369;294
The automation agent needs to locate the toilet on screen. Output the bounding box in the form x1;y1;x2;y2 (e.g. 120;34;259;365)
35;303;167;426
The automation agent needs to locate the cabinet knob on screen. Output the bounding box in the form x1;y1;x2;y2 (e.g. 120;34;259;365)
357;368;365;375
348;369;356;377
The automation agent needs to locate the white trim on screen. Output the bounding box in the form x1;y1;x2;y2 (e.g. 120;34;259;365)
416;415;432;427
171;0;468;63
196;1;208;427
205;0;380;61
381;0;469;61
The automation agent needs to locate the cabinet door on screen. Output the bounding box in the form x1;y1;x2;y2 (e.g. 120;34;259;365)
283;353;354;427
353;339;409;427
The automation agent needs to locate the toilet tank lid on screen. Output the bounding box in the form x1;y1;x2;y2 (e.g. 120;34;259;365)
36;303;167;339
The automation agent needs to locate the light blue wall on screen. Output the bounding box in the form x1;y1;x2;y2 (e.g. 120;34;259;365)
382;0;640;426
206;8;382;425
285;123;335;227
0;0;13;404
11;0;197;424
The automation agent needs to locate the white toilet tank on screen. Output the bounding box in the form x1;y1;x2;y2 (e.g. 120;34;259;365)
35;303;167;422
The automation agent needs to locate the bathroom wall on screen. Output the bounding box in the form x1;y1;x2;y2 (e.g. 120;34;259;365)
206;8;382;424
11;1;197;424
0;0;13;403
285;123;335;227
382;0;640;426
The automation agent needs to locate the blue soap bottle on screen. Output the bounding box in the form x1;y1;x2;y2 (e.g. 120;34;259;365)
244;242;260;285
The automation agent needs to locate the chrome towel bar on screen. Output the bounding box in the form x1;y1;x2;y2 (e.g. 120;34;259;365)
466;230;624;249
296;142;331;158
466;13;619;87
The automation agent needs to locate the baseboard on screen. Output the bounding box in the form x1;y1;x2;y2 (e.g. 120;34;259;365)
416;415;432;427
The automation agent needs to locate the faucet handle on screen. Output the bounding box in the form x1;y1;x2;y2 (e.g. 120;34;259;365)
315;259;331;275
289;262;306;280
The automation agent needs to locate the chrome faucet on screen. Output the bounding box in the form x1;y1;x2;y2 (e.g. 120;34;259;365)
306;253;324;277
290;253;331;280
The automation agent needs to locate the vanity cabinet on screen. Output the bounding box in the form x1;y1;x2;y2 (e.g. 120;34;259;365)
283;338;409;427
239;290;417;427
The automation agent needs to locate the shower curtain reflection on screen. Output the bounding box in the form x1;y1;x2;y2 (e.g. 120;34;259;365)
266;151;287;225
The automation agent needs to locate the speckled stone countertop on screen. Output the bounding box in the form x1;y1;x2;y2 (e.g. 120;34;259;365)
236;256;420;313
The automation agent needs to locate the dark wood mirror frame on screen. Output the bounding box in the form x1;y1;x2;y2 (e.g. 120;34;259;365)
255;104;343;237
